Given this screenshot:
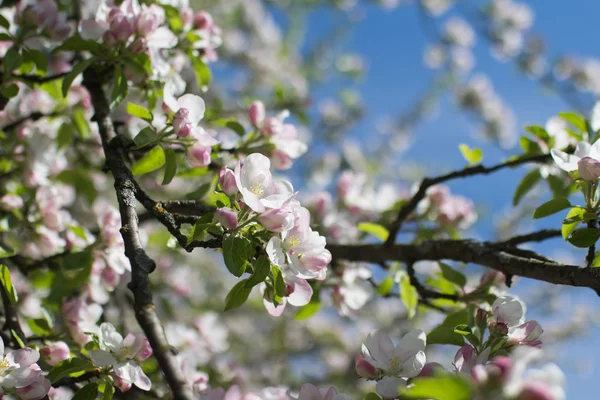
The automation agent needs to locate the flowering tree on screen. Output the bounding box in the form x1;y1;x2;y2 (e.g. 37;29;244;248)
0;0;598;399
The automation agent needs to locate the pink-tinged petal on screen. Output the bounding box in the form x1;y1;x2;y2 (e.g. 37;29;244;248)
6;348;40;368
355;354;377;379
287;278;312;307
89;350;117;367
401;350;426;377
263;298;286;317
147;27;177;49
298;383;322;400
577;157;600;181
177;94;205;125
8;366;42;388
114;361;139;384
224;385;243;400
509;321;543;345
133;365;152;391
80;20;109;40
321;387;339;400
454;345;476;373
376;376;406;399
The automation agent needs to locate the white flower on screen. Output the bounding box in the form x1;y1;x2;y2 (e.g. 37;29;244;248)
234;153;294;213
0;338;43;391
89;323;151;391
551;139;600;173
361;330;426;377
492;295;526;327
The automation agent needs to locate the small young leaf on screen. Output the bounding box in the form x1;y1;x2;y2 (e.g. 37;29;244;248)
427;325;465;346
133;127;158;148
402;375;473;400
532;198;572;219
567;228;600;248
357;222;389;241
192;57;211;87
62;57;95;98
458;144;483;165
0;14;10;29
524;125;550;141
376;276;394;295
439;262;467;287
0;264;17;304
513;169;541;206
400;274;418;319
48;358;96;383
562;207;586;240
224;279;252;311
162;148;178;185
558;111;587;132
72;383;99;400
110;67;128;109
131;146;166;176
127;102;153;121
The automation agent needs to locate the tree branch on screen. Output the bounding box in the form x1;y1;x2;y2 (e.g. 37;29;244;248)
328;239;600;294
384;154;552;246
83;69;195;400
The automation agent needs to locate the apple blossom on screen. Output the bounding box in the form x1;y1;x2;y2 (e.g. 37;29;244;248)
89;323;152;391
296;384;350;400
164;83;207;138
454;345;491;374
0;194;23;211
551;139;600;175
492;296;543;348
262;274;313;317
219;167;238;196
214;208;238;230
39;342;70;366
0;337;49;399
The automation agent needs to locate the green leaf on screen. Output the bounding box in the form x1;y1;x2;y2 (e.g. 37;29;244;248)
131;146;166;176
56;123;76;150
558;111;587;132
53;34;102;54
427;325;465;346
295;302;321;320
400;274;418;319
454;324;472;335
245;255;271;288
4;47;22;74
567;228;600;248
62;58;95;98
110;67;128;109
513;169;541;206
0;265;17;304
162;148;178;185
73;383;99;400
48;358;95;383
27;317;52;336
1;83;19;98
533;198;572;219
215;119;245;137
519;137;543;155
402;376;473;400
192;57;211;87
458;144;482;165
562;207;585;239
524;125;550;141
56;169;97;203
133;127;158;148
0;14;10;29
224;279;252;311
102;382;115;400
271;265;286;298
24;49;48;72
187;212;214;245
376;276;394;295
0;245;15;259
222;235;254;277
357;222;389;241
127;102;153;122
438;263;467;287
72;108;91;138
362;393;382;400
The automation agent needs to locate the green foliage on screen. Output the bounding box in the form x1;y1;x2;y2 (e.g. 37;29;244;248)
131;146;166;175
532;198;572;219
127;102;153;122
110;66;129;109
558;111;587;133
187;213;215;244
376;276;394;295
224;279;253;311
567;228;600;248
401;375;473;400
438;263;467;288
400;273;418;319
222;235;254;277
513;169;541;206
48;358;96;383
62;58;96;98
245;255;271;288
357;222;389;241
162;148;178;185
295;291;321;320
72;383;99;400
0;265;17;304
215;118;246;137
192;57;212;87
458;144;483;165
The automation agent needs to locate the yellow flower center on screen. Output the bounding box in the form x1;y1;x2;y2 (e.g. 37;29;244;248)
250;183;265;196
287;235;301;247
0;357;10;372
389;355;400;373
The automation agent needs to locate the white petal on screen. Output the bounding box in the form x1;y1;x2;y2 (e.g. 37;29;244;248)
133;365;152;391
114;361;139;384
6;348;40;368
401;351;426;377
263;298;286;317
177;94;205;125
592;102;600;132
287;278;312;306
147;27;178;49
395;329;427;355
99;323;123;352
376;376;406;399
550;149;579;172
80;20;109;40
266;237;286;267
575;141;592;158
89;350;117;367
163;81;179;112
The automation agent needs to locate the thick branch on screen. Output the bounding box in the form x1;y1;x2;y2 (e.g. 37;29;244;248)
384;154;552;246
83;70;195;400
328;239;600;293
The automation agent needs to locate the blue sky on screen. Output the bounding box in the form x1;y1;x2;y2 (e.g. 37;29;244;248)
303;1;600;398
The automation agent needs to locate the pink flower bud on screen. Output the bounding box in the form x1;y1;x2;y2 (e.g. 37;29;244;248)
417;362;443;378
114;375;132;392
490;322;509;336
219;167;238;196
1;194;23;211
40;341;70;366
258;208;294;232
128;37;147;54
136;12;159;36
475;308;488;327
260;116;281;138
187;145;212;168
103;30;118;46
355;354;377;379
488;356;512;381
517;382;555;400
578;156;600;181
471;364;488;385
109;13;134;43
213;208;238;229
193;11;213;30
248;101;265;127
173;108;191;137
480;270;505;287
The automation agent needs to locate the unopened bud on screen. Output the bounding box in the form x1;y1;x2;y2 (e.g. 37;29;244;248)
218;167;238;196
490;322;509;336
248;101;265;127
193;11;213;30
354;355;377;379
187;144;212;168
578;156;600;181
128;37;147;54
418;362;443;378
173;108;191;137
489;356;512;381
213;207;238;230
